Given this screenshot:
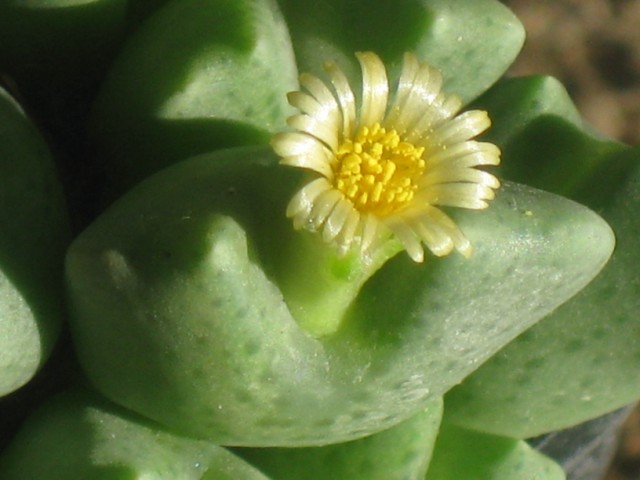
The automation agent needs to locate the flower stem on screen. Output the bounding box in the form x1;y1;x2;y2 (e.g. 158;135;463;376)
275;231;402;337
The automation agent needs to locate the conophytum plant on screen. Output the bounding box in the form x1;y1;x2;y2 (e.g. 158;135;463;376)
0;0;638;479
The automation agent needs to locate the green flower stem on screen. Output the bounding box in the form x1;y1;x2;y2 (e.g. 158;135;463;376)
274;229;403;337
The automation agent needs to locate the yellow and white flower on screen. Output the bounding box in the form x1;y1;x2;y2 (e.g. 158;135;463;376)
272;51;500;263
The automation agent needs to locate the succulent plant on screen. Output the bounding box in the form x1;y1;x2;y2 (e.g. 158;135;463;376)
0;0;638;478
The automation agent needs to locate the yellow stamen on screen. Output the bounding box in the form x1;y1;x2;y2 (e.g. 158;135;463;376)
333;123;426;216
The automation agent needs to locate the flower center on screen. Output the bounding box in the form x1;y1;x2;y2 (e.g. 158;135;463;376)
333;123;426;216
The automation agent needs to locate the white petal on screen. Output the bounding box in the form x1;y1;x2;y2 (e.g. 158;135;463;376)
386;220;424;262
359;212;379;253
282;154;334;179
413;219;454;257
419;167;501;189
427;141;501;169
324;61;357;139
391;63;443;134
405;94;463;144
287;91;341;132
272;132;324;158
299;73;339;110
421;206;472;257
322;197;352;242
287;114;339;152
429;110;491;146
309;189;343;229
273;133;335;178
401;205;472;257
437;95;463;120
419;183;496;209
286;178;332;220
384;52;420;128
356;52;389;128
336;207;361;250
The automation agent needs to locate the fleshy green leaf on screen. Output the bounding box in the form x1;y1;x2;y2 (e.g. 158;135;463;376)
90;0;298;193
0;88;71;396
0;388;269;479
235;398;442;480
277;0;524;103
426;424;565;480
444;148;640;438
444;77;640;439
65;146;613;446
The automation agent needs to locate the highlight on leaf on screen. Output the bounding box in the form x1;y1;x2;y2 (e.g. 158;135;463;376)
272;51;501;263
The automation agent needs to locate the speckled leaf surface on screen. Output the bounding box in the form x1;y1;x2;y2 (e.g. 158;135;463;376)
66;146;613;446
445;76;640;438
235;398;442;480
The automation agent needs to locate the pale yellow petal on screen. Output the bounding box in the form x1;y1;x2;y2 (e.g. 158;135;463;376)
428;110;491;147
282;154;334;179
435;94;463;122
309;189;343;229
389;62;443;134
322;197;352;242
386;220;424;262
412;216;454;257
419;167;501;189
356;52;389;127
299;73;339;110
421;206;472;257
359;212;380;253
287;91;341;131
398;205;472;258
384;52;420;128
272;132;324;158
419;183;496;209
427;141;501;168
272;132;335;178
404;94;463;144
287;114;339;152
286;178;333;221
324;61;357;139
336;208;361;250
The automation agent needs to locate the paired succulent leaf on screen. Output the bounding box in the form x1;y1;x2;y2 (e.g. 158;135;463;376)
1;0;635;477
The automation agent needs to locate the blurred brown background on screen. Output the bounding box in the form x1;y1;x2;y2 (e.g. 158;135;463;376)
503;0;640;145
501;1;640;479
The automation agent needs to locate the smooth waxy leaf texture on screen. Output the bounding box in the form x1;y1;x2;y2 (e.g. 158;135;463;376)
90;0;298;193
445;77;640;438
66;146;613;446
426;424;565;480
0;88;71;396
236;398;442;480
0;389;269;480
